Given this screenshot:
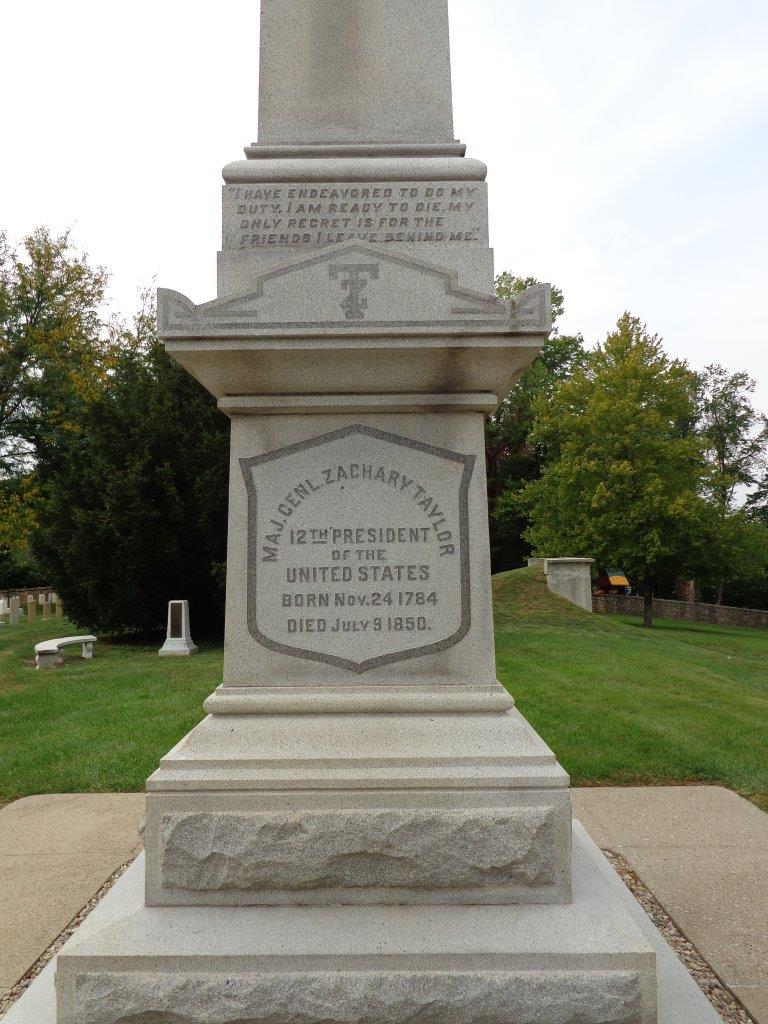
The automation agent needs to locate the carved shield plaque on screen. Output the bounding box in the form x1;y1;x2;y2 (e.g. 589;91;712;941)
240;424;474;673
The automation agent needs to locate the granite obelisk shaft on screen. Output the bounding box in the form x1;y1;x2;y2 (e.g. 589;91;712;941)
257;0;456;149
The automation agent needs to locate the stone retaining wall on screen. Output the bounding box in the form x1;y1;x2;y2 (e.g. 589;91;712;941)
593;594;768;630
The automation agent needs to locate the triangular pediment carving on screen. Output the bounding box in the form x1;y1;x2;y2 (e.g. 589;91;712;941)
158;243;551;339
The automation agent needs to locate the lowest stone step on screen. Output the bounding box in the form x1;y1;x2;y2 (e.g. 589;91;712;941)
53;826;658;1024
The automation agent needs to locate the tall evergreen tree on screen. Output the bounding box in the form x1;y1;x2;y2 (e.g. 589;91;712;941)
33;305;230;635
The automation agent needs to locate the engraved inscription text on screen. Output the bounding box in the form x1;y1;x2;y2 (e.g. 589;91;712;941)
223;182;488;250
240;425;474;672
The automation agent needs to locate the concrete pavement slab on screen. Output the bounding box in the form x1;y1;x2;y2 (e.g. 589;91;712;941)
0;794;144;994
740;988;768;1024
571;785;768;849
573;786;768;1022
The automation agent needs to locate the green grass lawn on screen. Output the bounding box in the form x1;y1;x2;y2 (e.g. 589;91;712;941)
1;567;767;810
0;621;217;802
494;568;768;811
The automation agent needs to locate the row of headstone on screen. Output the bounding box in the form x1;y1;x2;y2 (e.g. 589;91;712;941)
0;593;62;625
1;587;54;604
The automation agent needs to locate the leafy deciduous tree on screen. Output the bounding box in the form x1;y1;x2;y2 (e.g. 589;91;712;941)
747;474;768;524
699;364;768;508
698;364;768;602
517;313;708;626
0;228;114;476
486;273;584;570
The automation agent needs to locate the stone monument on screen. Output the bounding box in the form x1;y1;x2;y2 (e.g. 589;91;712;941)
158;599;198;656
6;2;719;1022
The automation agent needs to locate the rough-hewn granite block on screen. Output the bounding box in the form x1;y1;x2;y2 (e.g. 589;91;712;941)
160;806;560;896
74;969;642;1024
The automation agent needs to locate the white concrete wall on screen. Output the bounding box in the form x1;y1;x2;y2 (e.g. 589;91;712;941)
543;558;594;613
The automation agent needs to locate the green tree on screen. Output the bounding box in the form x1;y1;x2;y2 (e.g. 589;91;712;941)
32;303;230;635
699;364;768;508
0;228;118;587
0;228;114;476
486;273;584;570
517;313;707;626
747;473;768;524
711;513;768;609
698;364;768;603
715;477;768;609
0;474;40;586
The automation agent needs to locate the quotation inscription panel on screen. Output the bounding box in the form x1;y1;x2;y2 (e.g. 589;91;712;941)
223;181;488;250
240;425;474;673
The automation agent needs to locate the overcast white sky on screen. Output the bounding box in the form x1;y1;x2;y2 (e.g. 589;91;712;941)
2;0;767;405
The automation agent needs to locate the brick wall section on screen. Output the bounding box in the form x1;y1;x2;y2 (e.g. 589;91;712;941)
593;594;768;630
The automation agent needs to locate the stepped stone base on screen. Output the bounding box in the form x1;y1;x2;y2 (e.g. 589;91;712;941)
143;702;573;906
62;827;655;1024
3;825;722;1024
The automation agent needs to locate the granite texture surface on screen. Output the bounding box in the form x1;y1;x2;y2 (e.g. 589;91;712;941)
221;412;499;689
159;806;559;894
72;969;642;1024
256;0;456;147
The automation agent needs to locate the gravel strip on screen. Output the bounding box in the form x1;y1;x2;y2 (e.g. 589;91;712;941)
604;849;756;1024
0;848;756;1022
0;854;137;1017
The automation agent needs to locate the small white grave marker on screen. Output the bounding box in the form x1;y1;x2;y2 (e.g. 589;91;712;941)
9;596;20;626
159;600;198;656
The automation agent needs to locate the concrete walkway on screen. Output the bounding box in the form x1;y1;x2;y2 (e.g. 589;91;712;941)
0;794;144;996
0;787;766;1021
572;786;768;1023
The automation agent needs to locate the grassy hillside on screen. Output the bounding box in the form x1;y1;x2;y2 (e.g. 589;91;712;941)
1;568;767;809
495;567;768;810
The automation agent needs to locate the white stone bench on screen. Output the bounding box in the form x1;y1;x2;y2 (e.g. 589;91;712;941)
35;635;97;669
